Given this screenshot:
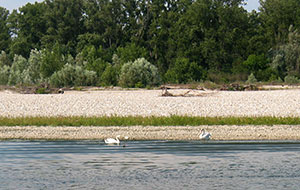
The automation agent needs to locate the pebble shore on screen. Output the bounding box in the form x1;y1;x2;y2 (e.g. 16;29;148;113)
1;125;300;141
1;89;300;141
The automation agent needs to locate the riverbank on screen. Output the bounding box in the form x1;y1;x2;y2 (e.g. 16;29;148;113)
2;89;300;117
2;89;300;141
1;125;300;141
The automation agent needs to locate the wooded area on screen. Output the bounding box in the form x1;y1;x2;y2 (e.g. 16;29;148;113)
1;0;300;88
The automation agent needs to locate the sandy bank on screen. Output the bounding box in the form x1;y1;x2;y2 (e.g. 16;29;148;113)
2;89;300;141
2;89;300;117
1;125;300;141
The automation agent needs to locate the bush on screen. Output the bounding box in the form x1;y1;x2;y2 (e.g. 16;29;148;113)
119;58;161;88
25;49;44;84
165;58;205;83
50;64;97;87
284;75;299;84
246;73;257;84
36;88;48;94
0;51;11;67
268;74;283;83
0;65;10;85
100;64;118;86
243;54;269;73
40;44;65;78
8;55;28;85
271;26;300;78
242;54;270;81
116;43;148;64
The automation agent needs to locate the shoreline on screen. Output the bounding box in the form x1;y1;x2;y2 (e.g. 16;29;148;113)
1;125;300;141
2;89;300;141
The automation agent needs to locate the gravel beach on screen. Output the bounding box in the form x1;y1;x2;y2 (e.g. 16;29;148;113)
1;89;300;140
1;125;300;141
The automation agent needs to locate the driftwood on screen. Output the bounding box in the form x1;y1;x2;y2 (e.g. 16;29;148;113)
161;86;214;97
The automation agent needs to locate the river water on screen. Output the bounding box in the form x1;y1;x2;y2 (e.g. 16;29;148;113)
1;140;300;190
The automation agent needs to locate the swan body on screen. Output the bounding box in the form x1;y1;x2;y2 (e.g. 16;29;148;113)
199;129;211;140
104;135;121;144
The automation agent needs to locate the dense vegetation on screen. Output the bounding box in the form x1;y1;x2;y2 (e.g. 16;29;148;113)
2;116;300;126
1;0;300;87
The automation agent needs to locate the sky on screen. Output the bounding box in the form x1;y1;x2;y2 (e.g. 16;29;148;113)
0;0;260;12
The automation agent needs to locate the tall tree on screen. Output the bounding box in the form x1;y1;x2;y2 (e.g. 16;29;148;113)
42;0;84;56
0;7;11;53
82;0;127;51
259;0;300;47
171;0;249;72
8;2;47;58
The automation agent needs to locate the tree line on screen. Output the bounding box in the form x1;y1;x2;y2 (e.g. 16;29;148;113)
1;0;300;88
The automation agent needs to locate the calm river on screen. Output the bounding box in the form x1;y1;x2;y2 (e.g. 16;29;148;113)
1;140;300;190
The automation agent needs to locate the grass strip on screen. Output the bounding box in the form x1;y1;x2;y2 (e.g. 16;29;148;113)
1;116;300;126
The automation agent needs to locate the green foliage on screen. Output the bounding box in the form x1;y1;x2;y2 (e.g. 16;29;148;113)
0;7;11;53
50;64;97;87
87;58;108;79
3;116;300;127
242;54;269;73
241;54;271;81
119;58;161;88
259;0;300;46
165;58;205;83
268;74;283;83
100;64;118;86
246;73;257;84
79;45;112;79
7;3;47;58
207;72;247;84
26;49;43;84
35;88;48;94
116;43;148;64
42;0;84;56
0;51;11;67
284;75;299;84
99;54;122;86
40;43;65;78
8;55;29;85
0;65;10;85
271;26;300;78
3;0;300;86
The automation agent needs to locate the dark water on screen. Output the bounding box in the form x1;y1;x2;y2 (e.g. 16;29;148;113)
1;140;300;190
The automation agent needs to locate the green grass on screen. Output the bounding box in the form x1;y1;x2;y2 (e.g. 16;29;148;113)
1;116;300;126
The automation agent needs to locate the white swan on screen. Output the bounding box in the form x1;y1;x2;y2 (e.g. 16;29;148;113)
104;135;121;144
199;129;211;140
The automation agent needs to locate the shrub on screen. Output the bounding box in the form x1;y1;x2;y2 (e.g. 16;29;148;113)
246;73;257;84
35;88;48;94
116;43;148;64
284;75;299;84
100;64;118;86
0;65;10;85
243;54;269;73
268;74;283;83
242;54;270;81
86;57;108;77
8;55;28;85
50;64;97;87
0;51;11;67
165;58;205;83
271;26;300;78
119;58;161;88
40;44;65;78
26;49;44;84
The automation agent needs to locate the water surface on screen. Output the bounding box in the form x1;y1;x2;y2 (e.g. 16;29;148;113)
1;140;300;190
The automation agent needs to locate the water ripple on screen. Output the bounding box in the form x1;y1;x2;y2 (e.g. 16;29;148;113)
1;140;300;190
